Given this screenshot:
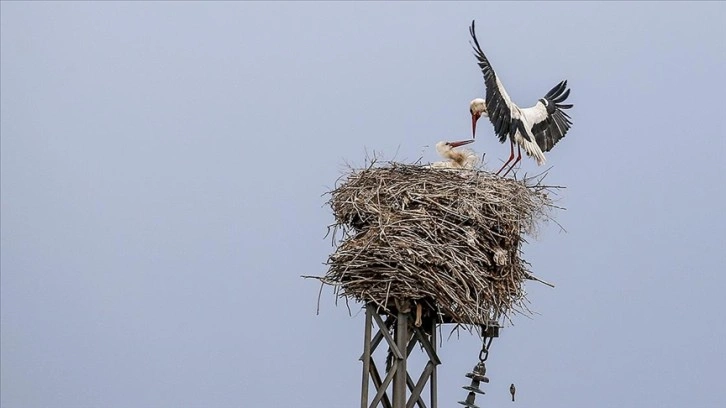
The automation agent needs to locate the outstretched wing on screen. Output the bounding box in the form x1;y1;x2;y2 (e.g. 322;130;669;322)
469;20;525;143
531;81;574;152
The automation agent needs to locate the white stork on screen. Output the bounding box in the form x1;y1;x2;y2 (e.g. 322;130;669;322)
468;20;574;177
431;139;478;169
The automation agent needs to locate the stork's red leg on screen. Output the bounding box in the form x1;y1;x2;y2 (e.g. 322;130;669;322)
495;139;516;175
502;143;522;177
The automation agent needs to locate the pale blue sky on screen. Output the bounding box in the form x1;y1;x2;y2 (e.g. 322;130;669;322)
2;2;725;407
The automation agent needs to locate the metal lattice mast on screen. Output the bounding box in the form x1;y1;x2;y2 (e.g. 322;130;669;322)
359;304;441;408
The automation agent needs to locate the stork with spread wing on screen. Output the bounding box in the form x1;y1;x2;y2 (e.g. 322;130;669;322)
468;20;574;176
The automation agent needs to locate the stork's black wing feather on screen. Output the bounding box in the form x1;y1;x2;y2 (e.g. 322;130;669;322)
532;81;574;152
469;20;517;144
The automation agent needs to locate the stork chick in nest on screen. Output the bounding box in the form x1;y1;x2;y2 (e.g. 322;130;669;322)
431;139;478;169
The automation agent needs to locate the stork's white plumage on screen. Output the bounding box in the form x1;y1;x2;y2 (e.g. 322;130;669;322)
431;139;478;169
468;20;574;177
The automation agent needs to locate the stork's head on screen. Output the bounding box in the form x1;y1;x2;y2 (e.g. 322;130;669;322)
469;98;487;139
435;139;475;156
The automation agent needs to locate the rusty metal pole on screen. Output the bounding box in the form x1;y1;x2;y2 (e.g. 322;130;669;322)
430;318;438;408
360;304;373;408
392;310;408;408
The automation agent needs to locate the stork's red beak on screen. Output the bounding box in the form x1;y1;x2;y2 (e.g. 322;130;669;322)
449;139;475;148
471;113;481;139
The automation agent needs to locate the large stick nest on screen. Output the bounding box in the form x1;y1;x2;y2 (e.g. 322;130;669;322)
316;161;561;326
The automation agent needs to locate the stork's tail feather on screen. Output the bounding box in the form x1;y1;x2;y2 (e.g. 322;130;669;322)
528;148;547;166
520;136;546;166
516;122;547;166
